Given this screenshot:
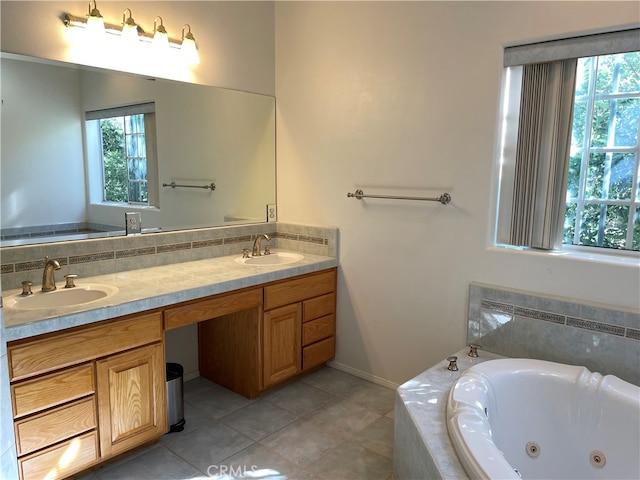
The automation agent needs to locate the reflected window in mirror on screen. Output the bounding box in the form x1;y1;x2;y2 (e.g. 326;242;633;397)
86;103;159;209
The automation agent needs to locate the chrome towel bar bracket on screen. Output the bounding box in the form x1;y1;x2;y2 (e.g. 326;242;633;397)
163;181;216;191
347;189;451;205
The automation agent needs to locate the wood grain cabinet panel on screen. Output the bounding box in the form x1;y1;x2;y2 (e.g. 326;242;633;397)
263;303;301;388
165;288;262;330
264;269;336;310
96;342;167;458
15;397;96;456
303;336;336;371
9;312;163;381
198;308;262;399
302;314;335;346
18;431;99;480
303;293;336;322
9;312;168;479
11;363;94;419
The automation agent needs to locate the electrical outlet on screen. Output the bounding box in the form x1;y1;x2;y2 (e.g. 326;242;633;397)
267;204;277;222
125;212;142;235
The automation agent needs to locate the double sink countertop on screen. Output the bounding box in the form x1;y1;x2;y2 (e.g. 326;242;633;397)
3;250;338;342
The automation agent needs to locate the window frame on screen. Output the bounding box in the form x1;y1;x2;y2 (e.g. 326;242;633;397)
565;53;640;251
85;102;159;209
495;28;640;257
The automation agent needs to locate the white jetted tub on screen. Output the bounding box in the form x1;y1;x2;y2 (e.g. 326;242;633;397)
447;358;640;480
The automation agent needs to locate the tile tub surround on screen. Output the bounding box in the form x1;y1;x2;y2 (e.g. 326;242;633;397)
0;222;338;291
393;348;505;480
468;282;640;385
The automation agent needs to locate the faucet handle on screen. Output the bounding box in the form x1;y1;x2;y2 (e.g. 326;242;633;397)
468;343;481;357
64;274;78;288
242;249;250;259
264;245;271;255
21;281;33;296
447;356;459;371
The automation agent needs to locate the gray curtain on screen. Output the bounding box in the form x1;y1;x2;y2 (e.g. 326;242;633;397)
509;59;576;249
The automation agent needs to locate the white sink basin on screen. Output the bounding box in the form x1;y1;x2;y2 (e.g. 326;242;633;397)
5;284;118;310
235;251;304;266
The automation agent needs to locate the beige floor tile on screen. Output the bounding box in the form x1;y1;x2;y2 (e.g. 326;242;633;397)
219;399;298;440
304;399;381;437
259;418;344;468
305;442;393;480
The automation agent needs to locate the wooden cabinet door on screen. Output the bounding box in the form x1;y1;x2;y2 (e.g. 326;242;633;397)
263;303;301;388
96;343;167;458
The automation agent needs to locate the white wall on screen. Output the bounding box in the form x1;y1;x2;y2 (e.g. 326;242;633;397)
275;1;640;385
1;59;86;230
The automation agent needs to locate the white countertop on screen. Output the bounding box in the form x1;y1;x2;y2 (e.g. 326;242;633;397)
3;250;338;341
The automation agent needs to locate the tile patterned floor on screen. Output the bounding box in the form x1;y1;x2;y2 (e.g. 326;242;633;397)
79;367;395;480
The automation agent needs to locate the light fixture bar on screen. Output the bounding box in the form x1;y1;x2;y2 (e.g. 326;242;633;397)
62;12;197;51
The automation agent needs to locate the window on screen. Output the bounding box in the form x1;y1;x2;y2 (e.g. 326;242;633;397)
496;29;640;253
564;53;640;251
86;103;159;207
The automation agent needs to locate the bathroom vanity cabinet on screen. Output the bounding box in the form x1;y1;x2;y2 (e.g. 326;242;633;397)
264;269;337;376
195;268;337;397
5;266;337;479
8;312;166;480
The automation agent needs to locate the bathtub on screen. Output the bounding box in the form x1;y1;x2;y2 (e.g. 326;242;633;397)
446;358;640;480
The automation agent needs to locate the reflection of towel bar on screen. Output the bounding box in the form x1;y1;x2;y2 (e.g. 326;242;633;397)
347;189;451;204
163;181;216;191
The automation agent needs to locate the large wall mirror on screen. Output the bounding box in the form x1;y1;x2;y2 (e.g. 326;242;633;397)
0;53;276;247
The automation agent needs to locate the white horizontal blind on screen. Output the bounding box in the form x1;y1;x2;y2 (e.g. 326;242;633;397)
504;28;640;67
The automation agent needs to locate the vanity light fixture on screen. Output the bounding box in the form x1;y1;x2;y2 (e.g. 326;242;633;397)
121;8;139;41
85;0;105;34
63;2;199;63
153;17;170;47
181;25;199;64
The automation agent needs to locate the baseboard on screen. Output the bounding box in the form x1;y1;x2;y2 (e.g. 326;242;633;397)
326;361;399;390
183;370;200;382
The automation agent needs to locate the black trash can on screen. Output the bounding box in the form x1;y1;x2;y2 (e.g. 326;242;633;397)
166;363;185;433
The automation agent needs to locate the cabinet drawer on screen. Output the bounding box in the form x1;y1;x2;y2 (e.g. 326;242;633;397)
18;430;98;480
164;288;262;330
303;293;335;322
264;269;336;311
9;312;163;381
12;363;94;418
303;336;336;371
15;397;96;456
302;315;335;346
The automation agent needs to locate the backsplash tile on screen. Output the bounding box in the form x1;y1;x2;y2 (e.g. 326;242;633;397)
469;282;639;385
0;223;338;291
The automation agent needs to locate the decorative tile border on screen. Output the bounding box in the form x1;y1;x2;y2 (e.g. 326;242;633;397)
116;247;156;259
480;296;638;341
69;252;115;264
470;282;639;385
1;222;119;241
480;300;513;314
0;223;337;281
514;306;565;325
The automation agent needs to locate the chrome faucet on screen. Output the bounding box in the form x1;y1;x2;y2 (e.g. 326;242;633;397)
42;256;61;292
252;234;270;256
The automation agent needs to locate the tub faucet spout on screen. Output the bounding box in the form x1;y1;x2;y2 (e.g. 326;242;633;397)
42;256;61;292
